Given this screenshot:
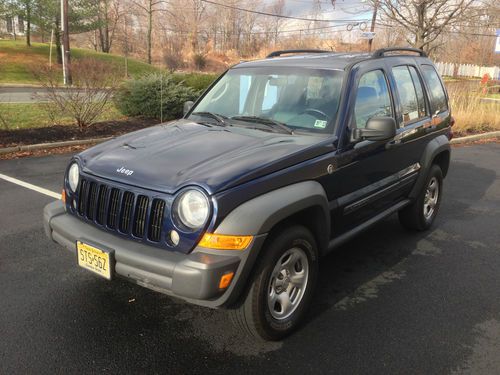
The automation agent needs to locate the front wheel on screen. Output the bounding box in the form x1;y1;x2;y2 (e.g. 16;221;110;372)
399;164;443;231
230;225;318;341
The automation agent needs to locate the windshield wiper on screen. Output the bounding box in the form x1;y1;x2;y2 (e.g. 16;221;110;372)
230;116;294;135
191;112;227;127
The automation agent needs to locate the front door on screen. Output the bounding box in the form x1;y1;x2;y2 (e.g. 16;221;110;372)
328;64;422;234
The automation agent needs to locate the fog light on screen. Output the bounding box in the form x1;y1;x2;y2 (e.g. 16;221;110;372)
169;230;180;246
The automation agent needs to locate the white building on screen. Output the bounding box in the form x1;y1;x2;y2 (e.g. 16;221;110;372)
0;15;25;36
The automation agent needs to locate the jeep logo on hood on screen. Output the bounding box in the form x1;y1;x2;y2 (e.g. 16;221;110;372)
116;167;134;176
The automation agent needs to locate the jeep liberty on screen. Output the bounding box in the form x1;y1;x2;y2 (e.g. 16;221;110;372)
44;48;453;340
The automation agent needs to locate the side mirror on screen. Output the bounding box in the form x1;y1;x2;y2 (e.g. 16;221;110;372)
183;101;194;116
352;117;396;142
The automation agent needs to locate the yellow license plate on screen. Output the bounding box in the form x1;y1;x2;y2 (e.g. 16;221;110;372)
76;241;112;280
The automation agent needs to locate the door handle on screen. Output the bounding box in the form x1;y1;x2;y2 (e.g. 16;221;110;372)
386;139;402;149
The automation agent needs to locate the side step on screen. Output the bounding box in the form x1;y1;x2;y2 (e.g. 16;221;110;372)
327;199;410;253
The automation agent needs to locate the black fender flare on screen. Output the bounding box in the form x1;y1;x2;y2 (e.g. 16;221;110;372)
212;181;330;307
410;134;450;199
215;180;330;253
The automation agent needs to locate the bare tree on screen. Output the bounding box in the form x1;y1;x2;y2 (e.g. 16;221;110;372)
188;0;206;54
268;0;286;47
374;0;478;53
93;0;122;53
33;58;121;129
133;0;168;64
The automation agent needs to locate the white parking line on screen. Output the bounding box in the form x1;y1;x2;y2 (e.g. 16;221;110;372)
0;173;61;199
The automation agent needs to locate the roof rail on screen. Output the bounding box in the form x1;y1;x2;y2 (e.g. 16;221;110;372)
266;49;332;58
372;47;427;58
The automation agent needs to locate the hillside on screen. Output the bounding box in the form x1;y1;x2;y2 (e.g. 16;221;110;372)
0;39;158;84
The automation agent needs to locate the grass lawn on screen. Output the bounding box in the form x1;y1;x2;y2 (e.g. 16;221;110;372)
0;39;158;84
0;39;219;88
0;102;124;130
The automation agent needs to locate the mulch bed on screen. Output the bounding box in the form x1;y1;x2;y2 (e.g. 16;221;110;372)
0;117;159;148
0;144;96;160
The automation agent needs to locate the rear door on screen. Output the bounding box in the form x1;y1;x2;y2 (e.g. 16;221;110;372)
419;64;452;134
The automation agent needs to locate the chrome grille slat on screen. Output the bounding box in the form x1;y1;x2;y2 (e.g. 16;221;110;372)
148;199;165;242
119;191;135;233
77;179;89;215
86;182;98;220
133;195;149;237
96;185;108;225
107;188;120;229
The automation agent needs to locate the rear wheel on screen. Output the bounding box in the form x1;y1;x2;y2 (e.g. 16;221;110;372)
230;225;318;341
399;164;443;231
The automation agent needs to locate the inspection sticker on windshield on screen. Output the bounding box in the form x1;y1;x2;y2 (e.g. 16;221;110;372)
314;120;327;128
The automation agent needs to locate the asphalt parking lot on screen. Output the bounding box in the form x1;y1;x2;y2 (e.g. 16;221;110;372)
1;143;499;374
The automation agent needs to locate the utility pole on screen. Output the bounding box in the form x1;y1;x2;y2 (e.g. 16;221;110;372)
49;28;54;67
123;13;129;78
368;0;379;53
61;0;72;85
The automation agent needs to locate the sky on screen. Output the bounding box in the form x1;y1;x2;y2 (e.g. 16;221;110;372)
262;0;374;34
284;0;372;19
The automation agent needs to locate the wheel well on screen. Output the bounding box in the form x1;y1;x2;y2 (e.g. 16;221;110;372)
432;150;450;177
265;205;328;256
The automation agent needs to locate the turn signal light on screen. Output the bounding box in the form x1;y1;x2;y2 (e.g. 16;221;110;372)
198;233;253;250
219;272;235;289
61;189;66;204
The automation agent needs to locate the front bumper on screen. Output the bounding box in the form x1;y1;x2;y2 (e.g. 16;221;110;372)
43;200;266;308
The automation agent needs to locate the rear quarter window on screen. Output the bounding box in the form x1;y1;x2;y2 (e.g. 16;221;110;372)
421;65;448;113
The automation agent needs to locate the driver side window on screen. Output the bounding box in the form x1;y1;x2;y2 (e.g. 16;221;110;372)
354;70;392;129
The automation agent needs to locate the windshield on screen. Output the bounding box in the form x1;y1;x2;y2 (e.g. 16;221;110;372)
189;67;344;134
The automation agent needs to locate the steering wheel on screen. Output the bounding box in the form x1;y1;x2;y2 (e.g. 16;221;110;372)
303;108;331;121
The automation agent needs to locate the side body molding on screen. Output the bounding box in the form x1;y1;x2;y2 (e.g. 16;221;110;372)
410;134;450;199
215;181;330;252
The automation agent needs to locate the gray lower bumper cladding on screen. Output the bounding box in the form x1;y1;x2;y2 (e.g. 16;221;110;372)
43;200;266;308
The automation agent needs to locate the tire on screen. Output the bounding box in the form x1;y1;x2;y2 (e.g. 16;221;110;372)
229;225;318;341
399;164;443;231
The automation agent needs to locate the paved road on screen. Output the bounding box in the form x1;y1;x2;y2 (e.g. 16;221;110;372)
1;144;500;374
0;87;97;103
0;87;51;103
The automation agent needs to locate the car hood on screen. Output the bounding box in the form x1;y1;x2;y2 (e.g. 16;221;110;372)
78;119;334;195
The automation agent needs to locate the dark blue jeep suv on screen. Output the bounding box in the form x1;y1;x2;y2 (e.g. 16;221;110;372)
44;48;452;340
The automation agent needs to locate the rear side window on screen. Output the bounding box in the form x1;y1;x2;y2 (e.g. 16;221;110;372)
421;65;448;113
354;70;392;129
392;66;427;126
408;66;427;118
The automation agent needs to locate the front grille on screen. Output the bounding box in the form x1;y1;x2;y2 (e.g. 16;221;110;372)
76;177;166;243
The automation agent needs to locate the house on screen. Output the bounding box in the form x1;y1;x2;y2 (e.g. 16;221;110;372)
0;15;25;36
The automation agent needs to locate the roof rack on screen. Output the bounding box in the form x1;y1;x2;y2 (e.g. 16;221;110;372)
372;47;427;58
266;49;332;58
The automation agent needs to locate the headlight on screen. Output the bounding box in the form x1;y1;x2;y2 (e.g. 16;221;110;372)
68;163;79;192
175;189;209;229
